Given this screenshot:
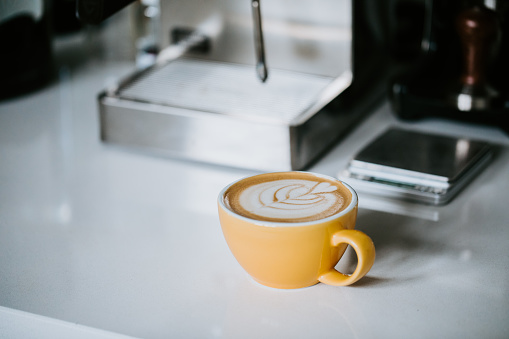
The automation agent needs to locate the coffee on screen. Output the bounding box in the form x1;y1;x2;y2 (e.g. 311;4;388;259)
219;171;374;288
223;172;352;223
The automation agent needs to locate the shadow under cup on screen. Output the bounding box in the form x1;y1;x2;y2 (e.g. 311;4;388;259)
218;172;376;289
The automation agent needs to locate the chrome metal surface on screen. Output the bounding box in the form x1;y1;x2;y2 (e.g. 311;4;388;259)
251;0;268;82
100;58;353;171
100;0;353;170
158;0;351;77
453;84;499;111
343;128;495;204
120;59;335;125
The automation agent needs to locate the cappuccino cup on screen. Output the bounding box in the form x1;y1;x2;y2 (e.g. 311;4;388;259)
218;172;375;289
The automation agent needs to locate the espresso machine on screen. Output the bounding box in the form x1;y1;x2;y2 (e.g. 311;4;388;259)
76;0;390;171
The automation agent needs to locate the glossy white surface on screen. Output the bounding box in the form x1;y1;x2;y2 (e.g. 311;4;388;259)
2;30;509;339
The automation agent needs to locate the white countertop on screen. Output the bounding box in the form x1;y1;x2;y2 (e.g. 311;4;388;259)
1;29;509;339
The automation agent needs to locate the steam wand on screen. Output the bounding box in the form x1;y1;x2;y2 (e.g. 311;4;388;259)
252;0;268;82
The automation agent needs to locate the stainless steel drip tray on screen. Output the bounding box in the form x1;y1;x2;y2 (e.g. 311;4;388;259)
99;58;353;171
120;59;337;125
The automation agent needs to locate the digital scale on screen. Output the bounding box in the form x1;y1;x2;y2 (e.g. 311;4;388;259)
341;128;495;205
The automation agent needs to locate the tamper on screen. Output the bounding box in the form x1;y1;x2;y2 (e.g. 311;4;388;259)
452;5;500;111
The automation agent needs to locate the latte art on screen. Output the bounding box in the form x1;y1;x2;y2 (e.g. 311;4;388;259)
223;172;352;223
240;180;343;221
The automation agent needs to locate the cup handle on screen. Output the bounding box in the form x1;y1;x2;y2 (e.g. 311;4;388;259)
318;229;376;286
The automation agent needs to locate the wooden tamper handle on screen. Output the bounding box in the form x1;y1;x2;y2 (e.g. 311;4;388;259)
456;6;498;87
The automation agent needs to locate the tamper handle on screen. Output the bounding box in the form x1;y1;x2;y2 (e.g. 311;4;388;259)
456;6;498;86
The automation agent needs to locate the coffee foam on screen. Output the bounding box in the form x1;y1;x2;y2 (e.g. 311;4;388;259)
224;173;352;223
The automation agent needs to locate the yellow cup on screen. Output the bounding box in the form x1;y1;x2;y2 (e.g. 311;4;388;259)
218;172;375;289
